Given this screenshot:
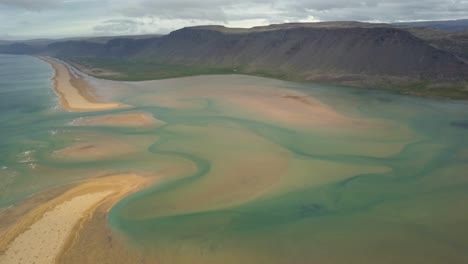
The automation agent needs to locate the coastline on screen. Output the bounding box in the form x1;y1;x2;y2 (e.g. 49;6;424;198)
1;54;467;263
0;174;150;264
0;56;153;263
37;56;125;111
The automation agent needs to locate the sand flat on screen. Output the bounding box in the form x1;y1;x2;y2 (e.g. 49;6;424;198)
51;131;158;161
225;92;350;126
72;112;164;127
52;140;136;160
130;76;365;127
0;192;112;264
0;174;149;264
38;57;124;111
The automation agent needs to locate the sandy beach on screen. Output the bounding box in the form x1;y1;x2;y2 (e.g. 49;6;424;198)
38;57;125;111
1;54;465;264
0;56;154;263
0;174;148;264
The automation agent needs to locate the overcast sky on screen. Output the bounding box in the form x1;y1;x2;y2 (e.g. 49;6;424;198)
0;0;467;39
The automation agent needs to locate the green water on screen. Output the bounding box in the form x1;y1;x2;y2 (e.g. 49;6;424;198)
2;55;468;263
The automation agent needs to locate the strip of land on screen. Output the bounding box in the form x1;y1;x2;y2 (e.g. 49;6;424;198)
0;57;156;264
72;113;164;127
38;56;125;111
0;174;149;264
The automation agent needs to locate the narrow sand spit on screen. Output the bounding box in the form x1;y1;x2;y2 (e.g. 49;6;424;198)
72;113;164;127
0;174;148;264
52;139;137;160
38;57;125;111
0;57;156;264
0;192;111;264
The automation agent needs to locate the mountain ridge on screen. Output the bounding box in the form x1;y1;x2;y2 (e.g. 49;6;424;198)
395;19;468;32
1;21;468;99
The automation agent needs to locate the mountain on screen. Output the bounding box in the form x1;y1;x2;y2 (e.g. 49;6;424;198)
0;42;40;54
1;22;467;99
0;34;161;49
132;24;467;81
395;19;468;32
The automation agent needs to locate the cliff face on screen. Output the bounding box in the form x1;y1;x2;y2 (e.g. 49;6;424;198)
1;22;467;87
136;26;468;81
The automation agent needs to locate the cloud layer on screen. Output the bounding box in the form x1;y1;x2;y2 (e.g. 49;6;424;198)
1;0;467;39
0;0;63;10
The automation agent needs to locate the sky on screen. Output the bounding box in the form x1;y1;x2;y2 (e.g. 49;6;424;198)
0;0;467;40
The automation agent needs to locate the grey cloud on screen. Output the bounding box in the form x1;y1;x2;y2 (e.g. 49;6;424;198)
119;0;227;21
115;0;468;26
93;19;145;35
2;0;468;39
255;0;468;23
0;0;63;10
306;0;468;22
117;0;274;21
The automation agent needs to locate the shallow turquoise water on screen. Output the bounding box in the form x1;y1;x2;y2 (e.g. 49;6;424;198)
0;54;59;206
1;55;468;263
106;75;468;263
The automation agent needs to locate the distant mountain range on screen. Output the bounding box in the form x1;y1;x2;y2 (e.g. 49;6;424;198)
1;20;468;99
395;19;468;32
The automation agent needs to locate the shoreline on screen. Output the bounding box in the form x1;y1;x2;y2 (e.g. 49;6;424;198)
0;56;154;263
37;56;126;112
0;174;151;264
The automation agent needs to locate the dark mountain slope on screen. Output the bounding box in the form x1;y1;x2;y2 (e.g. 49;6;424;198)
0;43;39;54
402;27;468;61
137;26;467;82
1;22;467;99
43;37;158;58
